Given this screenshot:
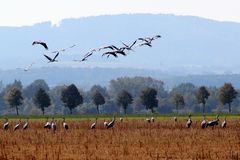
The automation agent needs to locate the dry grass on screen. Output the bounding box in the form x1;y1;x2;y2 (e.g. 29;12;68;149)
0;119;240;160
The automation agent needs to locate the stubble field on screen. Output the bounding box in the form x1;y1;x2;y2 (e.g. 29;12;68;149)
0;118;240;160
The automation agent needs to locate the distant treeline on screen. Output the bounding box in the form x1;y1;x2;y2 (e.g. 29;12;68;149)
0;76;239;115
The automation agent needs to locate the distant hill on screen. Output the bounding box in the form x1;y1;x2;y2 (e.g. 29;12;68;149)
0;14;240;74
2;67;240;90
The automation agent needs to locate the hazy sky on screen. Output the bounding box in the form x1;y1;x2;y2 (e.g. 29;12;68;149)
0;0;239;26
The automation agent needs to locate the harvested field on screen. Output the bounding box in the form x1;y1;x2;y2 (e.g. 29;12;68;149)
0;119;240;160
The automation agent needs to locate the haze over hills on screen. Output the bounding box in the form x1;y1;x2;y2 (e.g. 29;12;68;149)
0;14;239;72
0;14;240;88
1;67;240;90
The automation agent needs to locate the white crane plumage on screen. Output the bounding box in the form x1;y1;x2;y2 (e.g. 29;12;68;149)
186;114;192;128
23;118;29;130
221;116;227;128
90;118;97;129
3;118;9;130
13;119;21;131
44;117;51;129
107;116;115;129
201;115;207;129
63;117;69;130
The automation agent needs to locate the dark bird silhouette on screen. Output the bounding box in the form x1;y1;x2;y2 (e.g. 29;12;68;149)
99;45;117;51
13;119;21;131
32;41;48;50
74;52;93;62
186;114;192;128
102;51;118;58
44;52;59;62
3;118;9;130
138;42;152;47
90;118;97;129
121;40;137;51
23;118;29;130
138;35;161;43
63;117;69;130
107;116;115;129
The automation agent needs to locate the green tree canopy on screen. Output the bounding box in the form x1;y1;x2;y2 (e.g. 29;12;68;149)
33;88;51;115
61;84;83;114
4;87;23;115
116;90;133;114
219;83;237;113
196;86;210;114
92;90;105;114
171;93;185;114
140;88;158;113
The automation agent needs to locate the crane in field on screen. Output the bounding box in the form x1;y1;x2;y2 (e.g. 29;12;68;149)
186;114;192;128
44;117;51;129
23;117;29;130
90;118;97;129
13;119;21;131
63;117;69;130
107;116;115;129
201;115;207;129
221;116;227;128
3;118;9;130
206;115;219;127
51;118;57;132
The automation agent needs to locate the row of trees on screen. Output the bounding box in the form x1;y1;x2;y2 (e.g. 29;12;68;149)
172;83;237;114
4;84;158;115
0;77;239;115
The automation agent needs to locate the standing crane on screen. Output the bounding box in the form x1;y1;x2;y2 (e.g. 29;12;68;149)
23;117;29;130
103;119;108;127
186;114;192;128
221;116;227;128
201;115;207;129
13;119;21;131
3;118;9;130
107;116;115;129
44;117;51;129
63;117;69;130
206;115;219;127
51;118;57;132
90;118;97;129
151;117;155;123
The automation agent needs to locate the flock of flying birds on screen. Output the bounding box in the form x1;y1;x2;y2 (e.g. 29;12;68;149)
17;35;161;71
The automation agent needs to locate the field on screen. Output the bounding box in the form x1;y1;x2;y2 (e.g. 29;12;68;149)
0;115;240;160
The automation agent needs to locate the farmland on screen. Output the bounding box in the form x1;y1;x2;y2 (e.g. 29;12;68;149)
0;115;240;159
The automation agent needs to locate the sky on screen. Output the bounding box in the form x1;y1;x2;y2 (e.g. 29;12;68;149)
0;0;240;26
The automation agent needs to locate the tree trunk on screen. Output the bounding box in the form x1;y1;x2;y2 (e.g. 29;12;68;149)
70;108;72;114
151;108;154;113
97;105;100;114
124;107;127;115
203;103;205;114
228;103;231;113
42;108;45;115
16;106;19;115
176;105;178;114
